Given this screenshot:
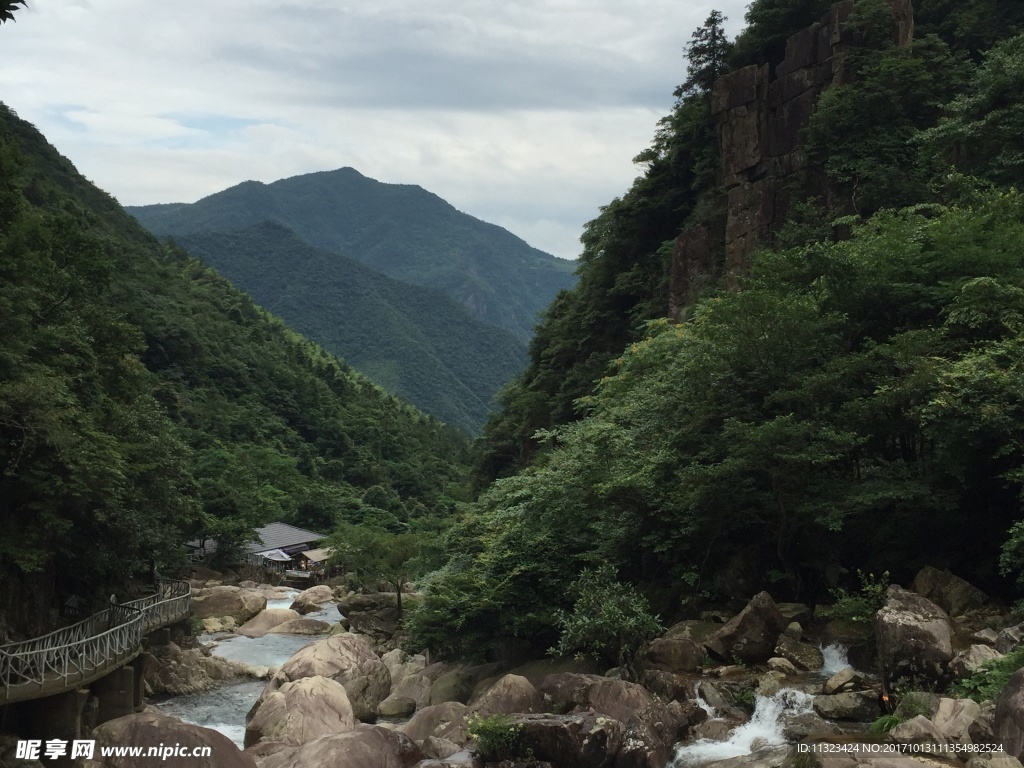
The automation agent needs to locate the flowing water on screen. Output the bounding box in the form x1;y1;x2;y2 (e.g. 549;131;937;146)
154;588;345;748
671;644;855;767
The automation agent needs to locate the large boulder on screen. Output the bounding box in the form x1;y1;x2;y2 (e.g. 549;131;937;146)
250;726;423;768
290;585;334;615
382;649;427;693
912;566;987;616
79;712;255;768
538;673;605;714
996;668;1024;759
141;641;237;696
812;692;880;722
258;632;390;722
949;645;1003;678
429;663;501;705
267;618;330;635
646;637;704;673
585;678;687;754
245;675;355;747
399;702;467;743
704;592;788;664
192;586;266;624
875;585;954;685
512;712;627;768
932;697;982;745
237;609;302;638
997;624;1024;655
439;674;544;744
773;635;824;671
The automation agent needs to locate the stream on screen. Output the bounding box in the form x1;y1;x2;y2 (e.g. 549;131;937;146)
154;590;343;748
672;644;857;767
155;595;860;766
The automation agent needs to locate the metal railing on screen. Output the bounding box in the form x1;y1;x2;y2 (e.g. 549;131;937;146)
0;578;191;702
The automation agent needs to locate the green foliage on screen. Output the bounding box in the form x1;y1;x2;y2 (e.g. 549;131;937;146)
467;714;523;762
820;571;890;623
951;647;1024;702
920;34;1024;188
550;565;662;679
166;223;528;435
423;188;1024;656
731;0;833;70
678;11;733;98
869;714;902;734
0;104;472;633
328;523;424;612
893;692;934;719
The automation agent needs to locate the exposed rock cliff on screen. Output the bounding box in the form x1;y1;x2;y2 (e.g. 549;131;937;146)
670;0;914;318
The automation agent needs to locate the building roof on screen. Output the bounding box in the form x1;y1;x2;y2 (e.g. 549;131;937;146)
298;547;333;563
247;522;325;554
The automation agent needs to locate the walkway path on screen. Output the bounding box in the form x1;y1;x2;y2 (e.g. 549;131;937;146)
0;579;191;704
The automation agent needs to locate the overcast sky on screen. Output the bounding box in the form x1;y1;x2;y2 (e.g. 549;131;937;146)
1;0;750;260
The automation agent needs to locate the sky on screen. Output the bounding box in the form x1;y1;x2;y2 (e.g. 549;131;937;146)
1;0;749;260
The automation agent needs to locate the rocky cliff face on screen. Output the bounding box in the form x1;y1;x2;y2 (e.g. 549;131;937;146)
670;0;914;318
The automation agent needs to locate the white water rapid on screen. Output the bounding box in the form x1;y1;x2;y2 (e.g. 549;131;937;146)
670;644;854;768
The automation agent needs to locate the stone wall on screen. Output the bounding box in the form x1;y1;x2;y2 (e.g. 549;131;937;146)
669;0;913;318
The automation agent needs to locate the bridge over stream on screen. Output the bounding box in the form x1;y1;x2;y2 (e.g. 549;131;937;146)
0;579;192;705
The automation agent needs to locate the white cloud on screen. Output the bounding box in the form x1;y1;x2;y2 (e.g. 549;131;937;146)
1;0;750;259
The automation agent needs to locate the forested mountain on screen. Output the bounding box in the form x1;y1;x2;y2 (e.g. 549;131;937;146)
127;168;577;341
173;223;527;434
406;0;1024;661
0;103;471;639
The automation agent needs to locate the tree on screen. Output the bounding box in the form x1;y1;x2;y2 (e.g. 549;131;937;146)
328;523;423;613
1;1;26;23
677;11;733;99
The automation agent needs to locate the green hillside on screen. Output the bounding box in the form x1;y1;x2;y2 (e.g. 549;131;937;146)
0;104;471;638
174;222;527;434
127;168;577;341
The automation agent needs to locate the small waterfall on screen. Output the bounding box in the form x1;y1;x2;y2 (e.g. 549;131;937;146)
672;689;814;767
819;643;852;677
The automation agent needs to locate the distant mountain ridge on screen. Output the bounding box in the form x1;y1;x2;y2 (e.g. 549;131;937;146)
173;222;528;434
128;168;577;341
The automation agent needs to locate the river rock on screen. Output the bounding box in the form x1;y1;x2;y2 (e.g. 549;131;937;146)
538;673;605;713
782;712;841;740
949;644;1003;678
429;663;501;705
80;712;255;768
201;616;237;633
768;657;799;676
812;691;880;721
393;670;442;709
777;603;812;624
823;668;864;695
511;712;627;768
382;649;427;692
876;585;954;685
912;566;987;616
266;618;330;635
643;668;694;702
967;757;1024;768
439;674;544;744
773;635;824;670
237;609;302;638
997;624;1024;654
974;628;1000;646
245;675;356;747
251;725;423;768
647;637;704;672
890;714;948;747
289;585;334;615
996;668;1024;759
192;586;267;625
378;695;417;718
141;641;237;696
260;632;390;722
932;697;982;744
664;620;720;643
421;736;462;760
704;591;788;664
585;678;686;750
399;702;467;743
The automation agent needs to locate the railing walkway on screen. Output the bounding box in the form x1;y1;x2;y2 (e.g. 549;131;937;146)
0;579;191;704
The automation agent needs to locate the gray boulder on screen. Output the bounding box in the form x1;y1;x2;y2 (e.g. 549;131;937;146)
875;585;954;685
912;566;987;616
812;691;879;721
704;592;788;664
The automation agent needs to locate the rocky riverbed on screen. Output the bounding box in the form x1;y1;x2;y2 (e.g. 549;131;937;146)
68;567;1024;768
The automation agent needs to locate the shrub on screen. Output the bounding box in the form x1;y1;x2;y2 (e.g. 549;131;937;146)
819;570;890;623
467;714;522;762
549;565;662;680
951;647;1024;702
